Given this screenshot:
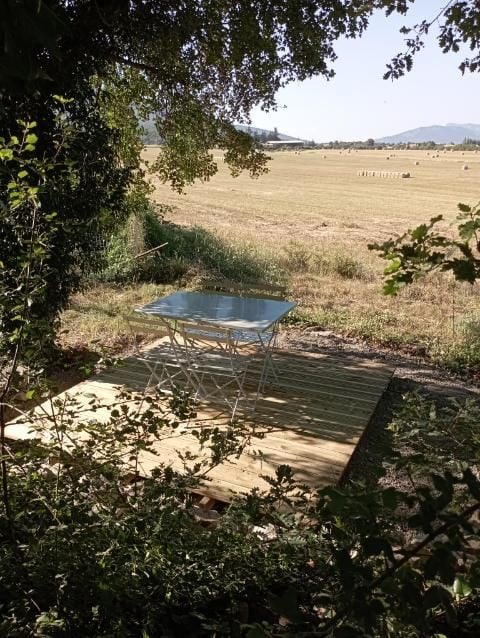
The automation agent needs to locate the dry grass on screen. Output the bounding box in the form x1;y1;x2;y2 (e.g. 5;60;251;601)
147;147;480;366
61;283;174;351
145;147;480;245
61;148;480;370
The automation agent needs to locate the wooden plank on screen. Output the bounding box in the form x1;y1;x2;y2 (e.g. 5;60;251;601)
115;345;393;398
6;344;394;502
139;426;350;471
250;359;393;393
138;443;343;498
90;369;382;428
202;279;288;300
274;351;394;376
198;496;217;509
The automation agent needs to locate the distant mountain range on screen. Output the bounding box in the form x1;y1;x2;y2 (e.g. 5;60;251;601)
376;123;480;144
141;120;302;144
234;124;302;141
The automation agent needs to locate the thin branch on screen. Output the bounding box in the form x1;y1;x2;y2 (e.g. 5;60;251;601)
113;56;162;75
134;242;168;259
317;498;480;636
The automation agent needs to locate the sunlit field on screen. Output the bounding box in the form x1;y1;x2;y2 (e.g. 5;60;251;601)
147;147;480;368
146;146;480;245
64;148;480;371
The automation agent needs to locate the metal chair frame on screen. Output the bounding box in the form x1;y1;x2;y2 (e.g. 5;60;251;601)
125;312;253;420
198;279;288;390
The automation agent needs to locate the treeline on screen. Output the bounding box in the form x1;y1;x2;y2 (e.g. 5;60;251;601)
141;122;480;152
314;138;480;151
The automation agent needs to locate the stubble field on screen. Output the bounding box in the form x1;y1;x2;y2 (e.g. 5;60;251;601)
146;146;480;244
63;147;480;371
147;146;480;369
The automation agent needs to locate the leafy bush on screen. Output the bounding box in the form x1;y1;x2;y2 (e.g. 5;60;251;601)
312;250;370;280
0;106;134;359
281;241;312;272
1;388;480;637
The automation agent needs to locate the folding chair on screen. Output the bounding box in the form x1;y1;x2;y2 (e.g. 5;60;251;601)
125;312;252;420
123;312;188;394
197;279;289;391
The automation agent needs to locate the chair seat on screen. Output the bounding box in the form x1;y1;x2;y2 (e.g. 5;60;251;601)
183;326;273;345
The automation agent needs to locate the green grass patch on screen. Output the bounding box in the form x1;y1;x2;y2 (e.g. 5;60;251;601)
97;205;281;286
281;240;371;280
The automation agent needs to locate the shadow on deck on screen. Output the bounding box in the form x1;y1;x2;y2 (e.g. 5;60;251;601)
6;342;394;503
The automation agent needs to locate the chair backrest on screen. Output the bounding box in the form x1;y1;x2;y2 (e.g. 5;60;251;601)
126;313;233;345
124;312;170;337
176;320;234;345
202;278;288;300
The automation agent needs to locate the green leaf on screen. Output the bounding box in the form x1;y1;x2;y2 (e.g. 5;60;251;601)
463;468;480;499
423;585;449;609
411;224;429;241
431;473;453;496
363;536;393;560
453;576;472;598
53;95;73;104
383;258;401;274
448;258;477;283
457;203;471;213
268;586;301;622
325;487;347;514
383;279;401;295
26;133;38;144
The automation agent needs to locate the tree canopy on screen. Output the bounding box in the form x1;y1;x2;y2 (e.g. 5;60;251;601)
3;1;480;187
2;0;480;351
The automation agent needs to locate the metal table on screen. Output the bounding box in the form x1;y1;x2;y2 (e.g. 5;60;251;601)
133;291;296;417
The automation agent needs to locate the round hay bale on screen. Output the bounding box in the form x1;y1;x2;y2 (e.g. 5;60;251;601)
463;165;469;170
414;161;420;165
401;172;411;178
386;156;390;160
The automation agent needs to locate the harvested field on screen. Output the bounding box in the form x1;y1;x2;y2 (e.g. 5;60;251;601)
130;148;480;371
145;147;480;246
60;149;480;372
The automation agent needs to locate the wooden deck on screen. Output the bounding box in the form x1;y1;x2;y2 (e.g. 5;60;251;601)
6;341;394;502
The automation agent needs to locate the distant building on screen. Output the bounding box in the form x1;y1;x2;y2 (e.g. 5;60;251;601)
263;139;309;149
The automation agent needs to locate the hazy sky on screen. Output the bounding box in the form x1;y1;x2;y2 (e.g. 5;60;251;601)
250;4;479;142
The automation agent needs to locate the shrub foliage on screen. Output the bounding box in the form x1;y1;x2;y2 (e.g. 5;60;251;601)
1;388;479;636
